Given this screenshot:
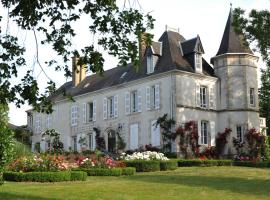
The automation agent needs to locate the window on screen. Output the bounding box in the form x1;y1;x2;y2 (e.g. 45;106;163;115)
72;136;77;151
46;115;52;129
88;102;94;121
88;133;93;150
250;88;255;106
236;125;244;143
200;86;207;108
131;90;138;113
201;121;208;145
147;56;154;74
71;105;78;126
195;53;202;70
108;97;114;118
28;113;33;128
35;115;41;133
146;84;160;110
150;86;156;109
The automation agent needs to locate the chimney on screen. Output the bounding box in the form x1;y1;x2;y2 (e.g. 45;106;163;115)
72;56;86;87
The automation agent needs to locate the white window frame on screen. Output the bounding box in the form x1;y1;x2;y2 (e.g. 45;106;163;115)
147;55;154;74
250;88;255;107
46;114;52;129
195;53;202;71
150;85;156;109
200;86;207;108
201;121;208;145
71;105;78;126
35;115;41;133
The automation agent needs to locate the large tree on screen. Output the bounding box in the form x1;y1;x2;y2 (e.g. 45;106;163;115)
0;0;154;112
233;7;270;134
0;104;14;184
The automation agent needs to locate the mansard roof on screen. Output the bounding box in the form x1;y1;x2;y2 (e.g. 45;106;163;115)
49;30;215;102
181;35;205;55
216;8;253;56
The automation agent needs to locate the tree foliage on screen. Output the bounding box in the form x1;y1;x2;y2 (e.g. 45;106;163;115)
0;104;14;179
233;7;270;134
0;0;154;112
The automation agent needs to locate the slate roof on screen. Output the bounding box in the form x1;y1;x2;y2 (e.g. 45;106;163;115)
49;30;215;102
216;9;253;56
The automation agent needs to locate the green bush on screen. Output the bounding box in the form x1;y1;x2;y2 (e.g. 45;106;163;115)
75;168;122;176
160;160;178;171
125;160;160;172
3;171;87;182
178;159;232;167
121;167;136;175
233;161;269;168
0;174;3;185
70;171;87;181
178;159;203;167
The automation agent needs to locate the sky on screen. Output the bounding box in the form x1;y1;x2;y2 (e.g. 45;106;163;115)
3;0;270;126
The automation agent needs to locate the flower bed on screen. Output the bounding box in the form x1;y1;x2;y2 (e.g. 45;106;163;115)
177;159;232;167
3;171;87;182
8;155;68;172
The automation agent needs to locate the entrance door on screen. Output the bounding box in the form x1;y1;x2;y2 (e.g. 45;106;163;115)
108;130;116;153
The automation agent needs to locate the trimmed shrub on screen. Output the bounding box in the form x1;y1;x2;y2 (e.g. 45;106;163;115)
178;159;232;167
233;161;269;168
178;159;203;167
121;167;136;175
217;160;233;166
70;171;87;181
3;171;87;182
125;160;160;172
160;160;178;171
75;168;122;176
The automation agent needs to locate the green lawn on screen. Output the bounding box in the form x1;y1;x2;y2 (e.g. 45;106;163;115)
1;166;270;200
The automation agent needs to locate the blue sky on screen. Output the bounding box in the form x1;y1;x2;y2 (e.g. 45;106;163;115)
3;0;269;126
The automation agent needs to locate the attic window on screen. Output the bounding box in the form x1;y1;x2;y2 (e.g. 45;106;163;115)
120;72;127;79
195;53;202;72
147;56;154;74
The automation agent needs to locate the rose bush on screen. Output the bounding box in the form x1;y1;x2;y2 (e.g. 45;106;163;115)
8;155;68;172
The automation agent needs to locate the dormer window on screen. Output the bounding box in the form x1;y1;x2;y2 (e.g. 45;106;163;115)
147;56;154;74
195;53;202;72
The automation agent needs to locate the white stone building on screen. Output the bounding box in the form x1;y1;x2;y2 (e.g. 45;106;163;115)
27;10;266;154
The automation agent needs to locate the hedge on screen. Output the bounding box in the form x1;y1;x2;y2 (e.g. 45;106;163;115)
125;160;160;172
121;167;136;175
233;161;269;168
74;168;123;176
3;171;87;182
178;159;232;167
70;171;87;181
160;160;178;171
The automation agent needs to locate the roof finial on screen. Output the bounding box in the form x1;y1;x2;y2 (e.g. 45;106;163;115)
230;2;232;9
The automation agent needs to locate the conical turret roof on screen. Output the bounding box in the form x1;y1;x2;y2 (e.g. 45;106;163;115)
216;8;253;56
